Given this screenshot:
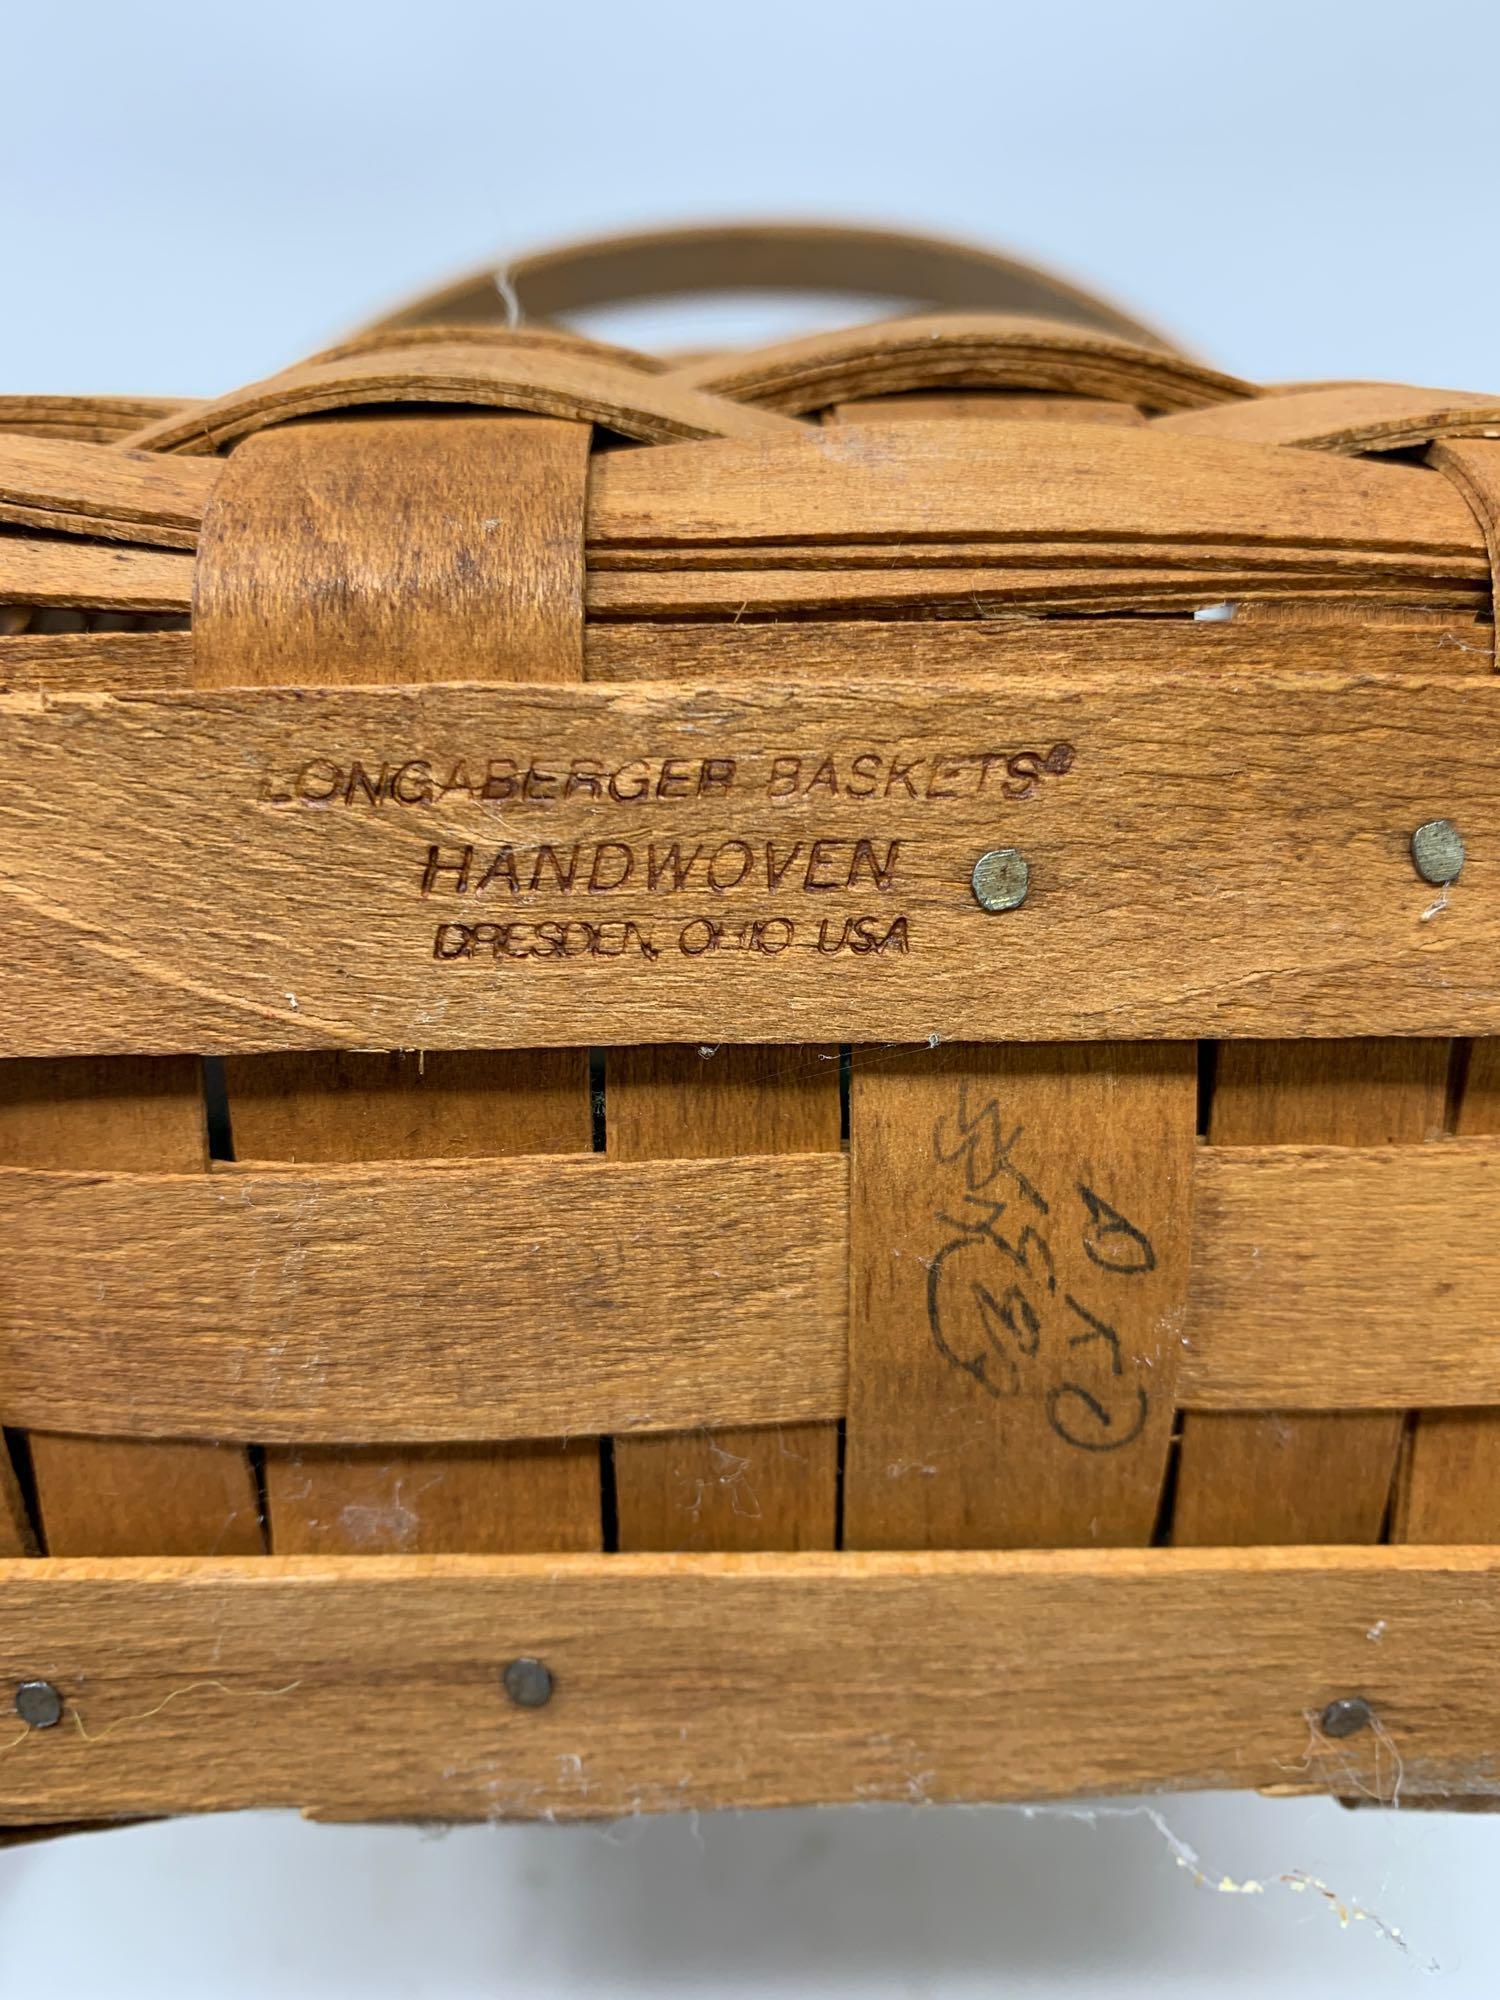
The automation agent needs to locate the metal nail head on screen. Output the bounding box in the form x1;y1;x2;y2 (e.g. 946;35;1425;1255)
1320;1695;1375;1739
14;1679;63;1730
1411;819;1465;886
502;1656;554;1709
971;848;1030;913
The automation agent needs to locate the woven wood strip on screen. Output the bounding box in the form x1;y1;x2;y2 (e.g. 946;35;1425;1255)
191;412;604;1556
1;1548;1498;1822
1156;383;1500;452
669;312;1250;413
123;342;801;455
0;437;216;548
1171;1040;1448;1546
1179;1135;1498;1407
842;1042;1195;1548
4;614;1490;697
5;1131;1500;1442
0;1155;848;1442
0;396;196;445
1398;1045;1500;1538
0;1056;263;1557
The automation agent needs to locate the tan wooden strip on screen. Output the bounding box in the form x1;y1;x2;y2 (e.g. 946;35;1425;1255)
829;392;1146;425
0;396;193;445
0;631;193;690
671;313;1249;412
0;1546;1496;1822
0;1153;847;1443
230;1052;602;1554
843;1043;1195;1547
125;342;800;455
582;612;1493;678
1180;1136;1500;1407
0;537;193;611
586;422;1482;567
0;436;216;548
309;322;668;374
194;415;589;686
607;1046;841;1552
1172;1040;1448;1546
584;566;1479;620
0;1446;33;1555
1430;439;1500;619
1397;1041;1500;1541
0;1057;262;1556
2;673;1498;1056
3;612;1490;699
1157;384;1500;453
192;413;603;1555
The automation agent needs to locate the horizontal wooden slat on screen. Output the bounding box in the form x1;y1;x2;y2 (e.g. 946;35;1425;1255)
1156;383;1500;454
3;614;1490;698
0;436;217;547
0;537;193;611
1181;1137;1500;1409
0;1547;1496;1822
586;422;1483;566
123;342;800;454
11;1132;1500;1437
0;673;1495;1054
670;312;1251;412
0;1154;847;1442
584;565;1481;620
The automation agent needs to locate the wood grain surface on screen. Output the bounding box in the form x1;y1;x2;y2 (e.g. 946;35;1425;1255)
0;1153;847;1443
0;435;215;546
2;614;1491;699
670;312;1248;412
1172;1039;1449;1546
0;1547;1496;1823
605;1047;841;1553
0;1057;263;1556
1397;1041;1500;1540
842;1043;1195;1547
1;673;1495;1054
125;341;801;455
1157;384;1500;453
190;413;606;1555
1180;1136;1500;1407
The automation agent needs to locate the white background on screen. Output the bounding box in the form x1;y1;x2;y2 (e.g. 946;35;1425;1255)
5;1;1500;1991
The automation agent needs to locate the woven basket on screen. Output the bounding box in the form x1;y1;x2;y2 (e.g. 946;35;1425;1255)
3;221;1499;1830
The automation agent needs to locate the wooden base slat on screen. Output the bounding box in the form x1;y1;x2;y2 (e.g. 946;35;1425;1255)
1;1547;1497;1823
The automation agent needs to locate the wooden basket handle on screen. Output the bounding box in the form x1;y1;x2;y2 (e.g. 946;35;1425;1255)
364;220;1171;345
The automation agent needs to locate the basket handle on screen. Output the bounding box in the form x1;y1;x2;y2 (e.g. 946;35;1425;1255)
364;220;1167;344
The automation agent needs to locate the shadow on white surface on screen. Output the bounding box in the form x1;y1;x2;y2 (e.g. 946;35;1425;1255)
0;1792;1490;1995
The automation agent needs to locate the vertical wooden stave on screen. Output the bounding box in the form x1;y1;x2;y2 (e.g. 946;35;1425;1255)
1173;1039;1449;1545
605;1045;842;1551
842;1042;1195;1548
833;386;1194;1552
1395;1040;1500;1541
191;412;603;1554
0;1056;262;1553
